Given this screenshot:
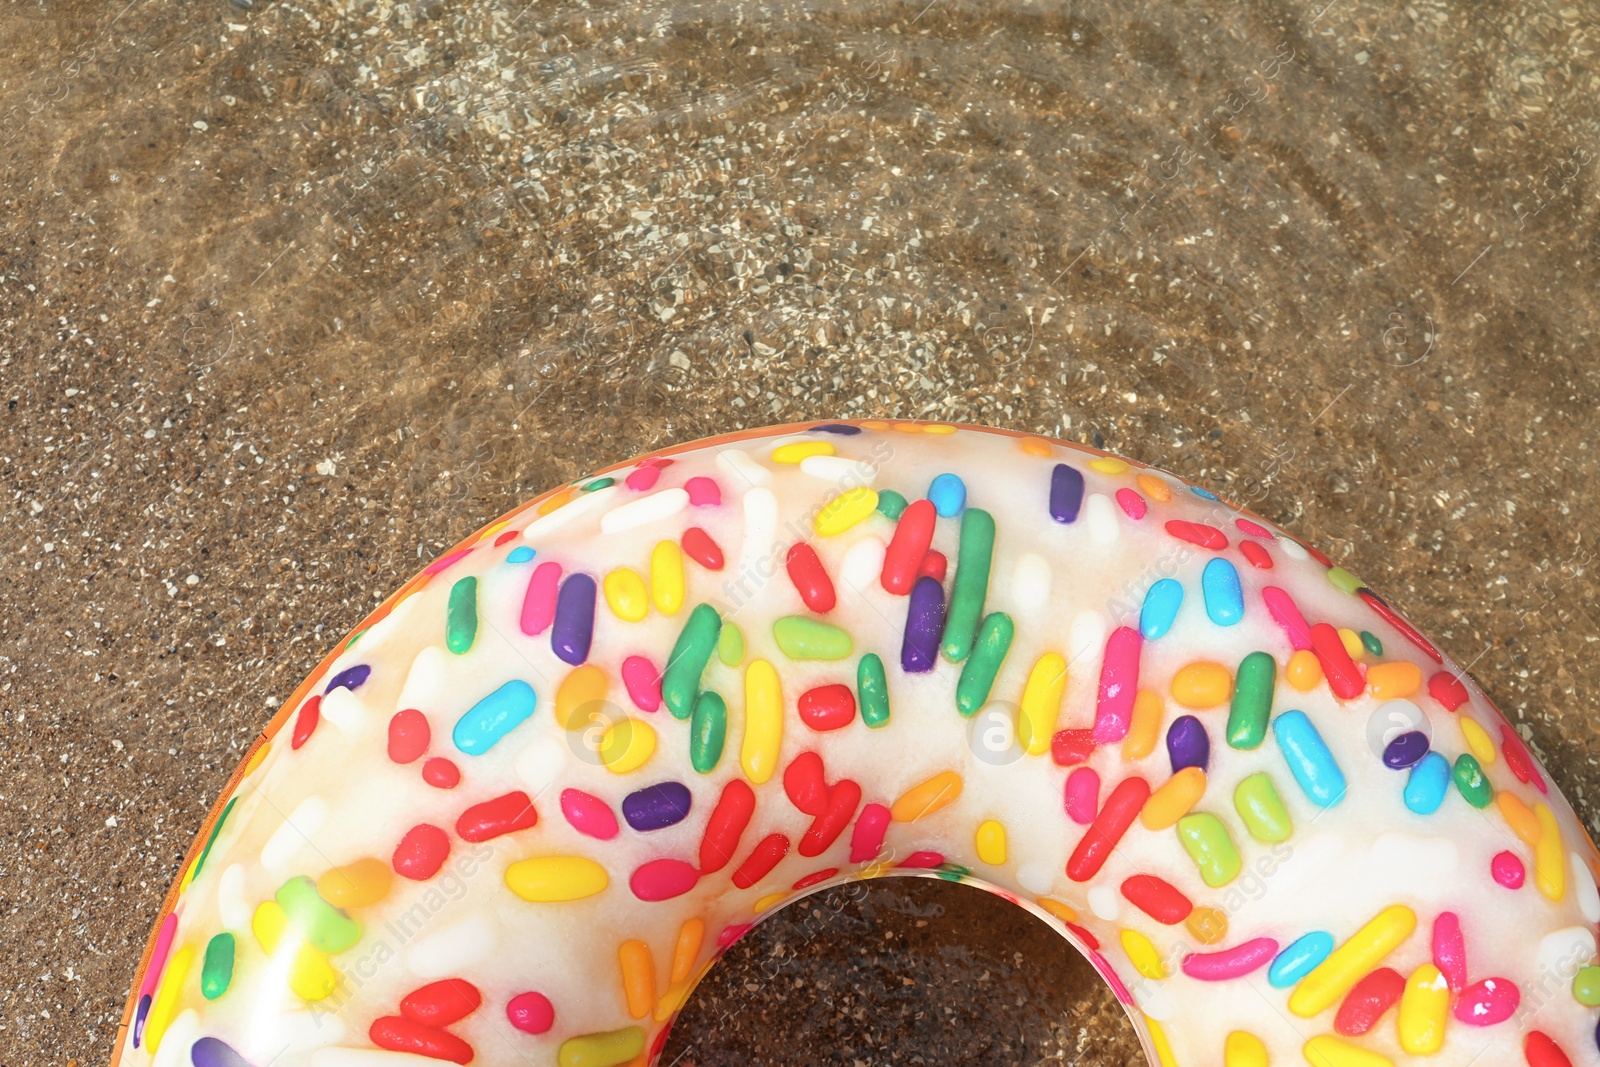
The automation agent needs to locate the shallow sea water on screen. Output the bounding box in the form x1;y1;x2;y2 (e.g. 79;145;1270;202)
1;0;1598;1062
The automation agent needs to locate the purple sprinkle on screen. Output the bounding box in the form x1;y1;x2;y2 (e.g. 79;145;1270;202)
1383;730;1430;769
809;423;863;435
901;576;946;673
132;993;151;1047
1167;715;1209;772
622;782;693;832
192;1037;256;1067
1049;463;1085;523
552;573;597;665
324;664;371;694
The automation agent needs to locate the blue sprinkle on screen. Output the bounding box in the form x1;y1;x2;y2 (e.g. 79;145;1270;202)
1404;752;1451;814
324;664;371;694
506;545;536;564
809;423;862;435
1167;715;1209;772
1202;558;1244;626
1048;463;1085;523
622;781;694;831
1268;931;1335;988
1189;484;1220;501
191;1037;257;1067
928;473;967;517
132;993;151;1047
454;680;538;755
1272;710;1346;807
1383;730;1430;769
1140;579;1184;640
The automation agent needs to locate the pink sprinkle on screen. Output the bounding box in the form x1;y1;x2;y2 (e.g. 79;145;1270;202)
1088;950;1135;1004
1181;937;1279;981
560;789;619;840
1092;627;1142;744
138;913;179;1000
625;465;662;491
684;476;721;507
1115;488;1147;520
848;803;892;862
1236;518;1274;538
423;546;473;576
1261;586;1314;651
621;655;663;713
506;991;554;1035
1454;977;1521;1026
1064;767;1100;825
1491;851;1526;889
897;851;945;869
519;561;562;636
717;922;752;949
1432;912;1467;991
630;858;701;901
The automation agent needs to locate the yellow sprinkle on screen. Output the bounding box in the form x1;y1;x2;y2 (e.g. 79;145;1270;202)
1289;905;1416;1017
478;520;509;542
1171;661;1233;709
1366;660;1423;699
670;918;704;984
317;857;393;910
1398;963;1449;1054
1224;1030;1269;1067
1146;1016;1178;1067
1137;473;1172;502
1121;929;1166;979
1497;791;1541;847
1089;457;1130;474
772;440;835;463
754;890;788;913
243;741;271;777
252;899;288;951
650;540;685;616
1019;437;1053;456
741;659;784;785
556;664;610;731
251;901;337;1001
1019;653;1067;755
1460;716;1496;764
1122;689;1164;760
1286;648;1323;692
975;820;1007;865
654;980;691;1021
922;423;958;434
1535;803;1567;902
1141;767;1206;831
506;856;610;902
603;567;649;622
1037;897;1079;924
619;940;656;1020
1186;905;1228;945
813;486;879;536
143;944;195;1054
1303;1035;1394;1066
891;771;964;822
537;485;576;515
600;717;656;774
859;419;891;429
1338;627;1365;660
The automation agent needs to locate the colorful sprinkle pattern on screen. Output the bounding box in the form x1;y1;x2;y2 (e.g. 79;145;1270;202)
116;420;1600;1067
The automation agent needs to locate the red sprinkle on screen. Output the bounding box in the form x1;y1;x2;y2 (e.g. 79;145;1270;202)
783;751;830;815
631;858;701;901
1334;967;1405;1036
798;685;857;732
1065;923;1101;951
699;779;756;873
1310;622;1364;699
1164;519;1228;550
369;1017;473;1064
880;499;937;596
732;833;790;889
387;709;430;764
786;541;837;612
1305;543;1335;568
681;526;725;571
848;803;892;862
800;780;861;857
1236;518;1273;538
1121;874;1193;924
1238;540;1273;570
1524;1031;1574;1067
683;476;721;507
291;696;321;750
792;868;840;890
1432;912;1467;991
506;991;554;1035
918;550;948;582
1115;488;1147;519
1492;851;1527;888
1428;670;1469;711
422;757;461;789
401;979;482;1027
1358;589;1443;663
493;529;519;547
561;788;619;840
1050;728;1097;767
392;824;451;881
898;851;945;869
1500;725;1548;793
455;791;538;842
1067;775;1150;882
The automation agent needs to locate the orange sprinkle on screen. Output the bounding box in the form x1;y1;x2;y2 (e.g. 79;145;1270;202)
1038;897;1079;924
1122;689;1164;761
670;918;704;985
555;664;610;730
891;771;964;822
1367;661;1424;700
1019;437;1053;456
317;857;393;910
1137;473;1172;502
1286;649;1323;692
1497;791;1542;848
619;939;656;1019
1186;905;1229;944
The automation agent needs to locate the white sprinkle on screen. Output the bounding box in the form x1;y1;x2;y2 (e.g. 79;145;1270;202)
150;1010;199;1067
406;913;498;977
837;535;886;594
312;1050;437;1067
260;796;329;872
1084;493;1119;545
715;447;772;486
217;863;252;931
520;483;620;542
1009;552;1052;612
739;487;779;582
252;1011;348;1061
397;646;450;713
1278;538;1310;561
1087;884;1121;921
599;487;689;534
1016;862;1055;895
1572;853;1600;922
318;686;366;732
798;454;878;486
1538;925;1596;976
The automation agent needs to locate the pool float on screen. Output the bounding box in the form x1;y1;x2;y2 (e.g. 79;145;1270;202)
114;419;1600;1067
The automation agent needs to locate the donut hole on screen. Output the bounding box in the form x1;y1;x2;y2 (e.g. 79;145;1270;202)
660;875;1145;1065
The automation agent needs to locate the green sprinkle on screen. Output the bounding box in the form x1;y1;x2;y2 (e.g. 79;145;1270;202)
276;875;361;953
1233;772;1293;843
201;932;235;1000
1452;753;1493;808
192;796;238;880
941;508;995;663
857;653;891;728
581;477;615;491
1176;812;1242;887
345;628;366;650
1326;567;1363;595
875;489;909;520
1226;651;1276;750
689;690;728;774
717;622;744;667
1573;966;1600;1007
1359;630;1384;657
772;616;853;660
446;576;478;654
935;863;972;882
662;604;721;720
956;612;1014;716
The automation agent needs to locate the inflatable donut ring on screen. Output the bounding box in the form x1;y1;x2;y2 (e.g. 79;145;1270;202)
116;419;1600;1067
